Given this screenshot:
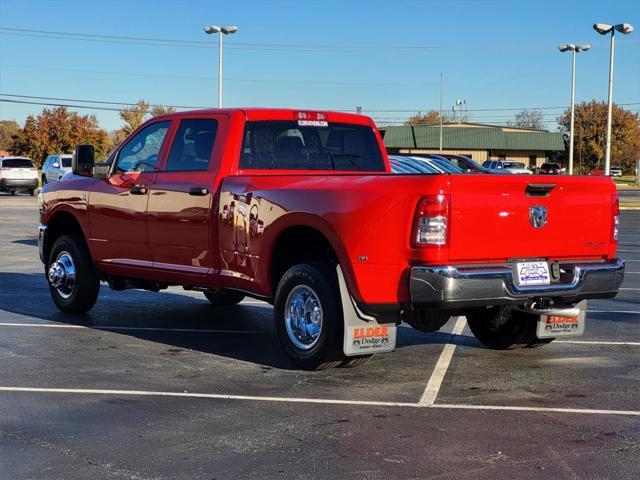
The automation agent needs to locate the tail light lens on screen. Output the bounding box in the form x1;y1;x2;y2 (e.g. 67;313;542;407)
413;194;449;246
612;193;619;242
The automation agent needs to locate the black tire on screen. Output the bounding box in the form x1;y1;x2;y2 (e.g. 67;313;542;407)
203;290;245;306
467;307;553;350
340;355;373;368
29;189;36;196
47;234;100;313
42;174;47;185
274;263;344;370
10;190;16;195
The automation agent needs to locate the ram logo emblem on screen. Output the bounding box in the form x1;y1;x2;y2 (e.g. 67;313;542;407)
529;205;547;228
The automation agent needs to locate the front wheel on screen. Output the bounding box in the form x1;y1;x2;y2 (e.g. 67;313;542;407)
274;263;344;370
42;174;47;185
47;234;100;313
467;307;553;350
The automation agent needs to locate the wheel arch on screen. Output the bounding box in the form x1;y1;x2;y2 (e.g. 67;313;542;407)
263;214;360;301
43;209;92;264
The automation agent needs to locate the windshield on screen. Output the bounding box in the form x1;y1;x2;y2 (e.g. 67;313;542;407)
504;162;525;169
2;158;34;168
240;121;385;171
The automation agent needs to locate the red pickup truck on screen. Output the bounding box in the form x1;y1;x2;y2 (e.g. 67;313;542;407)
38;108;625;369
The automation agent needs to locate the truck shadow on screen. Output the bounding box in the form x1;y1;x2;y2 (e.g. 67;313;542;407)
8;271;632;368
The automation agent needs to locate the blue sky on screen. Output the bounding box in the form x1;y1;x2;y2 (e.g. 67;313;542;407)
1;0;638;131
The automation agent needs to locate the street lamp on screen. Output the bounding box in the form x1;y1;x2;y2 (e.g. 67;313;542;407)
558;43;590;175
593;22;634;175
204;24;238;108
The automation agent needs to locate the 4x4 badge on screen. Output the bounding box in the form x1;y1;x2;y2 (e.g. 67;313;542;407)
529;205;547;228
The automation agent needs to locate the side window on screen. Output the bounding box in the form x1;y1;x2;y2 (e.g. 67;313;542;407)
115;121;170;173
165;119;218;171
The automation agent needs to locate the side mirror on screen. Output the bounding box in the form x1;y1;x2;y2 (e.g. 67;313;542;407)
73;144;95;176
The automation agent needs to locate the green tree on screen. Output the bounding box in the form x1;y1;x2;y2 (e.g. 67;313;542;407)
557;101;640;174
0;120;21;151
10;107;109;166
113;101;176;146
119;100;150;136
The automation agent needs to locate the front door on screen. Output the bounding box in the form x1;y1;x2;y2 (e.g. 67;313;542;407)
146;116;222;277
88;120;172;267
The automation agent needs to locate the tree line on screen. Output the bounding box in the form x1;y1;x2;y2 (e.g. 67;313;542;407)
0;101;174;167
1;101;639;174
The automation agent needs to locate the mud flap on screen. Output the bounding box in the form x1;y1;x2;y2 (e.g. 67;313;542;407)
535;300;588;338
336;265;397;357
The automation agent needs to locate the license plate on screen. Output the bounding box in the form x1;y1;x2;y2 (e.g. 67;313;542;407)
516;261;550;286
537;314;585;338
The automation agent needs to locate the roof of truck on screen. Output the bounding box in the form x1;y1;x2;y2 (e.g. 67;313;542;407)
152;108;375;125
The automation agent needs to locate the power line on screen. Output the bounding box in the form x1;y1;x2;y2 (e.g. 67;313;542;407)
0;63;440;87
4;26;636;52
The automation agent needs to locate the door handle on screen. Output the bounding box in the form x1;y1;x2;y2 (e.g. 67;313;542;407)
189;187;209;196
130;184;148;195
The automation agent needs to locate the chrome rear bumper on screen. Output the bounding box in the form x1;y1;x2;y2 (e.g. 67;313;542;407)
410;259;625;309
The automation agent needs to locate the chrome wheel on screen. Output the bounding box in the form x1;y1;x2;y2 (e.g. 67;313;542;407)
48;251;76;299
284;285;323;350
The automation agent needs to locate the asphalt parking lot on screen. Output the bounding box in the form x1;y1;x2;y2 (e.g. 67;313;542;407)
1;193;639;480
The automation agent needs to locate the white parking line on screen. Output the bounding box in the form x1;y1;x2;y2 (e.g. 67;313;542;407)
556;340;640;346
620;287;640;291
0;323;268;335
1;386;638;416
431;403;640;417
587;310;640;314
419;316;467;406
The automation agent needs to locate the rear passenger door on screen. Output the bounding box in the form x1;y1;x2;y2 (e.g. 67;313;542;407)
146;115;224;278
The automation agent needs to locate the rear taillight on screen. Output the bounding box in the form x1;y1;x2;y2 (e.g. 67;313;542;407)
413;194;449;246
612;193;620;242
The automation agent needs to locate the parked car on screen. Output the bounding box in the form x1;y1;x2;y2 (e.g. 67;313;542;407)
389;155;440;174
588;169;605;176
540;162;562;175
610;166;623;177
0;156;38;195
38;108;624;369
438;154;490;173
42;154;73;184
483;160;532;174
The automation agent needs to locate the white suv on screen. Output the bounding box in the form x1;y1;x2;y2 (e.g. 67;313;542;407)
610;166;623;177
0;156;38;196
42;154;74;184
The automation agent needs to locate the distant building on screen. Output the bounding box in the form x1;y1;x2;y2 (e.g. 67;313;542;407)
380;123;565;168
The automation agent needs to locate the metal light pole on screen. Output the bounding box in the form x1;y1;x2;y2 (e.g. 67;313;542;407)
593;22;634;175
439;72;443;153
558;44;590;175
204;25;238;108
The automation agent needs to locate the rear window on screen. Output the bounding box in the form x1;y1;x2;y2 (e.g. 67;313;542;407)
61;157;72;167
2;158;34;168
239;121;385;171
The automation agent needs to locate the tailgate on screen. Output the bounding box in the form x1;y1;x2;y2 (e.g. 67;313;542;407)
2;168;36;179
448;175;615;262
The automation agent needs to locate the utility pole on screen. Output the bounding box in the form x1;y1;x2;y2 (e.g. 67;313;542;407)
439;73;443;153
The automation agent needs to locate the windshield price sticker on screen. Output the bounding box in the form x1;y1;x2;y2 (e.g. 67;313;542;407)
516;261;551;286
297;120;329;127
